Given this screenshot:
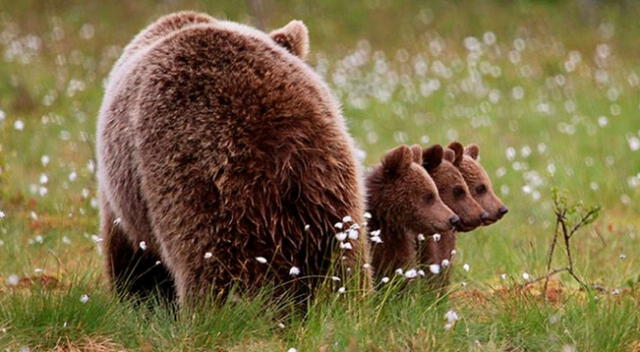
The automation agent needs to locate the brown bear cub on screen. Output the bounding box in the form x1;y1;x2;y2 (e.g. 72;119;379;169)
415;145;486;232
97;12;370;304
366;145;458;278
447;142;508;224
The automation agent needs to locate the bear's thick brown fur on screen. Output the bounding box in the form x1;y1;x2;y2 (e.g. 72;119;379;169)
97;12;370;304
366;145;457;278
447;142;508;224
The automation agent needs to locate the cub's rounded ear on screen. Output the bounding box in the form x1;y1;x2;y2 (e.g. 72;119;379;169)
410;144;423;164
422;144;443;171
465;144;480;160
443;148;456;163
447;141;464;166
382;145;413;178
269;20;309;60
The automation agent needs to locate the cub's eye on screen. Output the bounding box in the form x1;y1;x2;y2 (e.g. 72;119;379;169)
424;192;435;204
453;186;466;198
475;184;487;195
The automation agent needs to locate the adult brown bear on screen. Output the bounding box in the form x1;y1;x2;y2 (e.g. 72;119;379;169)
97;12;369;304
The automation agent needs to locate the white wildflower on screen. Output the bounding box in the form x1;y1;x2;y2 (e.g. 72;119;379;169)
417;233;425;241
342;215;352;223
6;274;19;286
91;235;103;243
334;222;343;229
369;229;381;237
339;242;352;250
337;286;346;294
404;269;418;279
620;254;626;260
370;236;382;244
335;232;347;241
418;269;426;276
429;264;441;275
287;348;298;352
0;210;5;219
304;224;310;231
289;266;300;277
204;252;212;259
522;272;531;281
255;256;268;264
362;263;371;269
441;259;450;267
380;277;390;284
68;172;77;182
347;228;359;240
331;276;341;282
395;268;404;276
500;273;507;280
364;212;372;219
139;241;147;250
80;294;90;303
433;233;441;242
14;120;24;131
463;263;470;272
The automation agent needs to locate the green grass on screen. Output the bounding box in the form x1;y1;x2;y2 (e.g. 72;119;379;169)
1;0;639;350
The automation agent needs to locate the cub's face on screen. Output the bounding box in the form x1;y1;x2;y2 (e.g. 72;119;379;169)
368;145;457;236
449;142;508;225
418;145;486;232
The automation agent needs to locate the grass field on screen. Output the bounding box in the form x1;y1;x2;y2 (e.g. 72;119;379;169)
1;0;639;351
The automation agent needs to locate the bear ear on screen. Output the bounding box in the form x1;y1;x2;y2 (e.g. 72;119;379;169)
443;148;456;163
410;144;423;164
421;144;443;171
465;144;480;160
269;20;309;60
382;145;413;178
447;141;464;166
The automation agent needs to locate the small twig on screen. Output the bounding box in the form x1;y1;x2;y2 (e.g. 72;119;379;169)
526;266;570;288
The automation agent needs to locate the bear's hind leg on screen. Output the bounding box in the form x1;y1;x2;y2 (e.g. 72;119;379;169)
101;196;176;302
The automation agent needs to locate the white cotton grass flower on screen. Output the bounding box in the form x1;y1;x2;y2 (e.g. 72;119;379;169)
204;252;212;259
331;276;341;282
334;222;343;229
91;235;102;243
395;268;404;276
432;233;441;242
304;224;310;231
364;212;372;219
444;310;459;331
0;210;5;219
337;286;346;294
370;236;382;244
13;120;24;131
370;229;381;237
335;232;347;241
418;269;426;277
362;263;371;269
522;272;531;281
404;269;418;279
80;294;90;304
139;241;147;251
441;259;450;267
6;274;20;286
561;345;576;352
113;217;122;225
347;228;359;240
289;266;300;277
68;171;77;182
429;264;441;275
287;348;298;352
255;256;267;264
342;215;352;223
39;174;48;184
463;263;470;272
620;254;626;260
500;273;508;280
380;277;390;284
339;242;352;250
417;233;425;241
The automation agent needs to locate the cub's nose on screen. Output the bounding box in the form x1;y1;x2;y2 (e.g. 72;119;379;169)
480;211;490;221
498;206;509;217
449;215;461;227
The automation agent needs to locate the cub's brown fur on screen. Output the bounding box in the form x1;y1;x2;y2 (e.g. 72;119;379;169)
414;145;486;232
448;142;508;224
366;145;457;278
97;12;369;304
